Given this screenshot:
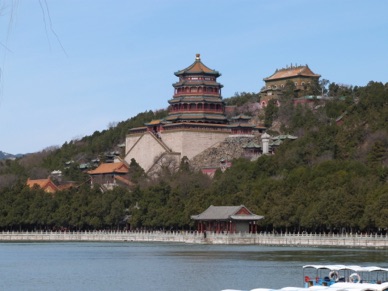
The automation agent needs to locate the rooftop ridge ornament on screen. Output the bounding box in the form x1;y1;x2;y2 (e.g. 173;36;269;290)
196;53;200;60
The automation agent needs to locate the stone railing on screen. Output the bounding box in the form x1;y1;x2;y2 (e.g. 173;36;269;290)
0;231;387;248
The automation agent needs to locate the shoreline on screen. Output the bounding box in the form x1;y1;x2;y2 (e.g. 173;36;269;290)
1;231;388;248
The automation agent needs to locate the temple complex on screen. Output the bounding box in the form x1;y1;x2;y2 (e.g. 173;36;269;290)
125;54;264;174
260;65;321;107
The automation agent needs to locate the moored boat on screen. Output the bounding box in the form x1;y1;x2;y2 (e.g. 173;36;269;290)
303;265;388;287
222;265;388;291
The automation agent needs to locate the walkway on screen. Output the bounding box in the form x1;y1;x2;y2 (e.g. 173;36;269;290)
1;231;388;248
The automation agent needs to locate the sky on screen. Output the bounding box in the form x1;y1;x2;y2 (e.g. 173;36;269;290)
0;0;387;154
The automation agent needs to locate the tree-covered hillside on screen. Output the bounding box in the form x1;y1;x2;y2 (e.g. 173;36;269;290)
0;82;387;232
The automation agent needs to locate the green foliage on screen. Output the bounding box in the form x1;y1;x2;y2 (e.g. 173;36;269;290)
224;92;260;106
264;99;278;127
0;183;133;231
128;158;146;183
329;82;353;98
304;79;321;96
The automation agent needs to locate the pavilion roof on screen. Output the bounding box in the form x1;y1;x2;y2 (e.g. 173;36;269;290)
146;119;163;125
243;141;262;149
174;54;220;77
87;162;129;175
264;65;320;81
231;114;252;120
26;178;59;193
272;134;298;140
191;205;264;221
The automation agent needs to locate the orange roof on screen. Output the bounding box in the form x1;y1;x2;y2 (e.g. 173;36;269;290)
87;162;129;175
264;65;320;81
174;54;220;76
26;178;58;193
147;119;162;125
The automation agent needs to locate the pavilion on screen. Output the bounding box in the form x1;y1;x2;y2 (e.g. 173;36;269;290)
191;205;264;233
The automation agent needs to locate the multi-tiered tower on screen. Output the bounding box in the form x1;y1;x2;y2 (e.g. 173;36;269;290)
166;54;227;124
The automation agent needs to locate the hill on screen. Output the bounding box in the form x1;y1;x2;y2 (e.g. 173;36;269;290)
0;151;23;160
0;82;387;232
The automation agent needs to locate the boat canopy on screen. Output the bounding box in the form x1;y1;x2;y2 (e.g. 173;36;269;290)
303;265;388;273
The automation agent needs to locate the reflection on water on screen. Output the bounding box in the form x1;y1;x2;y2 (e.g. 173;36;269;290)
169;246;388;263
1;243;387;291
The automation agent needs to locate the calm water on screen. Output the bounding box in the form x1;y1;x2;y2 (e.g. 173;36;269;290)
1;242;388;291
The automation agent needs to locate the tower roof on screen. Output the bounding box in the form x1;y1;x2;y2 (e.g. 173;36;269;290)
174;54;221;77
264;65;320;81
165;113;227;123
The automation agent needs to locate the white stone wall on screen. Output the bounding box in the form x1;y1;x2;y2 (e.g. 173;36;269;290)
125;130;230;172
125;133;169;172
162;130;229;160
1;231;388;248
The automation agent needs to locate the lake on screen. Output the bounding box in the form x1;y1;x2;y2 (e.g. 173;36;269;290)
1;242;388;291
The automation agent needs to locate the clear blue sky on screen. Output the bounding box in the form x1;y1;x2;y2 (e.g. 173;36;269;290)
0;0;387;154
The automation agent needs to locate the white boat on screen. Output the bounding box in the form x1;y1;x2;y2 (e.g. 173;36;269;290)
222;265;388;291
303;265;388;287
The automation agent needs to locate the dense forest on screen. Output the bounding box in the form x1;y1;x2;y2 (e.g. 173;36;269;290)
0;81;387;233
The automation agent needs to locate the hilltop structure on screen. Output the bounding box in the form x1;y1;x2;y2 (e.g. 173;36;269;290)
260;65;321;107
124;54;265;174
